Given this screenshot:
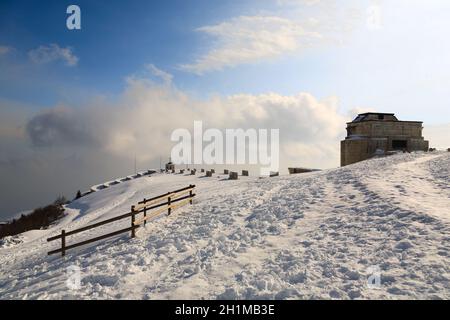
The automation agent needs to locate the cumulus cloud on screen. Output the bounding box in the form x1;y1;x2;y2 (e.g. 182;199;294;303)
28;44;78;66
21;75;346;170
0;67;351;218
180;15;321;74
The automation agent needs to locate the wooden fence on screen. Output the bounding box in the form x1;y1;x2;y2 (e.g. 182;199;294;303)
47;185;196;257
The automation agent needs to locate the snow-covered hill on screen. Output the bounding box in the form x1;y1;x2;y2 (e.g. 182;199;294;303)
1;152;449;299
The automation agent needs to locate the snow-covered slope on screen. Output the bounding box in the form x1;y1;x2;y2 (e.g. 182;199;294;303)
1;152;449;299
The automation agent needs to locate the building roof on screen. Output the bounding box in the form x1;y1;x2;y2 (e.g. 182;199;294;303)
352;113;398;123
357;112;396;116
349;112;423;124
347;112;423;125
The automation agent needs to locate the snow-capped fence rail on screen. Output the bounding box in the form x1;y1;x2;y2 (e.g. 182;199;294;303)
47;185;196;257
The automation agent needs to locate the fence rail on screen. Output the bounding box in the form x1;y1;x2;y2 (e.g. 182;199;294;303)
47;184;196;257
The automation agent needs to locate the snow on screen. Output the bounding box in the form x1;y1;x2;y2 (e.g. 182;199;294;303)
1;152;449;299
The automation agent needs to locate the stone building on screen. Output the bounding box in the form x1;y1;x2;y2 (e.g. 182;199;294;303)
341;112;429;166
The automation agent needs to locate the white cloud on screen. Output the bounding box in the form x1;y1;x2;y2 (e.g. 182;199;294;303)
179;15;321;74
0;72;349;217
28;44;78;66
179;1;364;74
145;64;173;84
23;77;346;170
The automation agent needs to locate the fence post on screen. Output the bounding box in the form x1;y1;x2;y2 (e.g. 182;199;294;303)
143;198;147;226
61;229;66;257
131;205;136;238
168;196;172;216
189;189;193;204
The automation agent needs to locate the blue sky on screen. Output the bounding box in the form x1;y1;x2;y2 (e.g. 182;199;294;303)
1;0;450;218
2;0;450;122
0;0;275;105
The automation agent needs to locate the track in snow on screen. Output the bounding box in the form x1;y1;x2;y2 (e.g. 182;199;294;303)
0;152;449;299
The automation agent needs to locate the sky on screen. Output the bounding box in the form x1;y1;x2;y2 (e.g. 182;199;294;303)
1;0;450;219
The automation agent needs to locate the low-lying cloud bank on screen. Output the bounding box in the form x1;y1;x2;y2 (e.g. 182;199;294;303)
24;78;347;169
0;75;348;218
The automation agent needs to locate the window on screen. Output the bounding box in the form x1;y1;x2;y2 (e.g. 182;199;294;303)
378;114;384;120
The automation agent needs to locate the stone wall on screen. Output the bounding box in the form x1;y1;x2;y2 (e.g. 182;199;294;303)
341;139;369;166
347;121;424;138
